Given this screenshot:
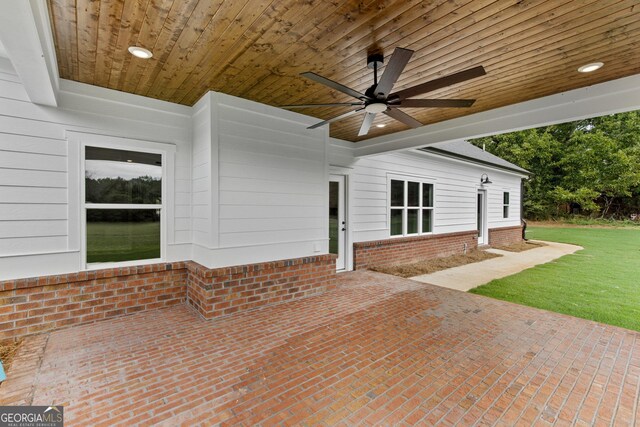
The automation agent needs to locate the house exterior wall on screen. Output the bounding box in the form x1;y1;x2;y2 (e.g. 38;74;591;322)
348;151;523;242
189;92;330;268
0;58;193;280
0;54;524;337
329;146;525;269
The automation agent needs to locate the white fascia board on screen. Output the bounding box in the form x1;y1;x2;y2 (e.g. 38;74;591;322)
354;73;640;158
0;1;58;106
58;78;192;119
407;149;529;179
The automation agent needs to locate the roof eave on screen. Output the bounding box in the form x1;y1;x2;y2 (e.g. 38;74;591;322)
418;146;530;176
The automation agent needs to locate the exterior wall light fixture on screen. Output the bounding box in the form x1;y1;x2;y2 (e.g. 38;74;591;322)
480;173;492;185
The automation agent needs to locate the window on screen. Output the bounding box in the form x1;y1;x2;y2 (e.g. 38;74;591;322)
503;192;510;218
84;146;162;264
390;178;434;236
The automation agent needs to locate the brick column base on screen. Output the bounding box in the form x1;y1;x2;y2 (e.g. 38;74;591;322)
186;255;337;320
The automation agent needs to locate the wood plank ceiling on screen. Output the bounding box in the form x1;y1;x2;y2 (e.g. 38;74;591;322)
47;0;640;142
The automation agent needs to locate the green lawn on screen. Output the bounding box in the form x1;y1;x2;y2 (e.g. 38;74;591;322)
470;226;640;332
87;222;160;263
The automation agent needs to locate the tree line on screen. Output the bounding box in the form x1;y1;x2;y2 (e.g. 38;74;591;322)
85;176;161;222
470;111;640;220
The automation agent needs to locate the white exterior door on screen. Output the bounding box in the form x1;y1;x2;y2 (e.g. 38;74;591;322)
477;189;488;245
329;175;346;270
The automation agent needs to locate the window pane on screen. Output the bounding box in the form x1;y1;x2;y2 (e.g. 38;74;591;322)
503;192;510;205
407;181;419;207
390;209;403;236
329;182;339;255
422;209;433;233
87;209;160;263
423;183;434;207
390;180;404;206
86;146;162;204
503;206;509;219
407;209;419;234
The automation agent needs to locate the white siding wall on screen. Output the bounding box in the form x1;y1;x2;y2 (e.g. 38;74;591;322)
0;50;522;280
330;148;523;244
191;95;214;247
191;92;329;268
0;58;192;280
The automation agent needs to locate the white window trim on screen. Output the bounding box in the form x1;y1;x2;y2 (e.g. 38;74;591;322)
68;131;176;270
503;191;510;219
387;174;436;238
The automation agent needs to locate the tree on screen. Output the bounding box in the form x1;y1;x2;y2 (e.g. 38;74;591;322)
471;111;640;219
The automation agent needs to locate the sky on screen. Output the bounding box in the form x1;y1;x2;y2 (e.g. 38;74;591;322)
85;160;161;180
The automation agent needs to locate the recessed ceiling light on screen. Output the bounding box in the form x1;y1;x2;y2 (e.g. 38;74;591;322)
578;62;603;73
128;46;153;59
376;124;386;128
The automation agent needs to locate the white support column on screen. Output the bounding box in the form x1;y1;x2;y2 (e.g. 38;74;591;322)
0;0;58;106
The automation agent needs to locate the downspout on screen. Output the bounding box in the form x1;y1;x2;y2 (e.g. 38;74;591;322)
521;178;527;241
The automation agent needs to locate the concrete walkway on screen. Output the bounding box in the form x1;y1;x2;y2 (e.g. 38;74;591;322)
411;240;582;292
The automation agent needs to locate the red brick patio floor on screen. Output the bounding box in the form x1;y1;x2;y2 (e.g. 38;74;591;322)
2;270;639;426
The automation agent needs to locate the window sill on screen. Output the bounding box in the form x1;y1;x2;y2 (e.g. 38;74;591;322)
86;257;163;271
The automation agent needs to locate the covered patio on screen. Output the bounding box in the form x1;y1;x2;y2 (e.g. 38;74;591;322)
2;271;638;426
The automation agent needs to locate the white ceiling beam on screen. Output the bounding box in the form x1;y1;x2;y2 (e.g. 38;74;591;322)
354;74;640;158
0;0;58;106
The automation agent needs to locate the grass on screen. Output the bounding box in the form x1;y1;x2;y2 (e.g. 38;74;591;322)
372;250;501;278
470;226;640;332
531;217;640;228
87;222;160;263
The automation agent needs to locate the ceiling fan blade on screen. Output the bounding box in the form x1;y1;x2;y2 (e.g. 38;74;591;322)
281;102;365;109
373;47;414;100
307;108;364;129
392;99;476;108
301;72;369;101
389;66;486;101
384;108;422;128
358;112;376;136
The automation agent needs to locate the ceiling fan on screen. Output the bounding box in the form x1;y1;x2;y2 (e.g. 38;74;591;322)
282;47;486;136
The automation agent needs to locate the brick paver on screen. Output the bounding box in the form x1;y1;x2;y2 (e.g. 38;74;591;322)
4;271;639;426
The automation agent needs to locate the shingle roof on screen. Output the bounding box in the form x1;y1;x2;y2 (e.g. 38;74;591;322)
420;140;530;175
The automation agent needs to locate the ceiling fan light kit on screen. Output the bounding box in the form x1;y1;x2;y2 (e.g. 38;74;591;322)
282;47;486;137
365;103;387;114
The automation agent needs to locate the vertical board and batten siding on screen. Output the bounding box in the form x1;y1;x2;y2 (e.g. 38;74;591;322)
339;150;522;244
0;58;192;280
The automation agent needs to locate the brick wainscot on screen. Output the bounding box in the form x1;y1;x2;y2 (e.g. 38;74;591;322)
353;230;478;270
186;255;337;320
488;224;525;246
0;255;336;340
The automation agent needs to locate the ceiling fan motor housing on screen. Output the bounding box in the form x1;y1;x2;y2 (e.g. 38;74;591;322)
366;53;384;70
